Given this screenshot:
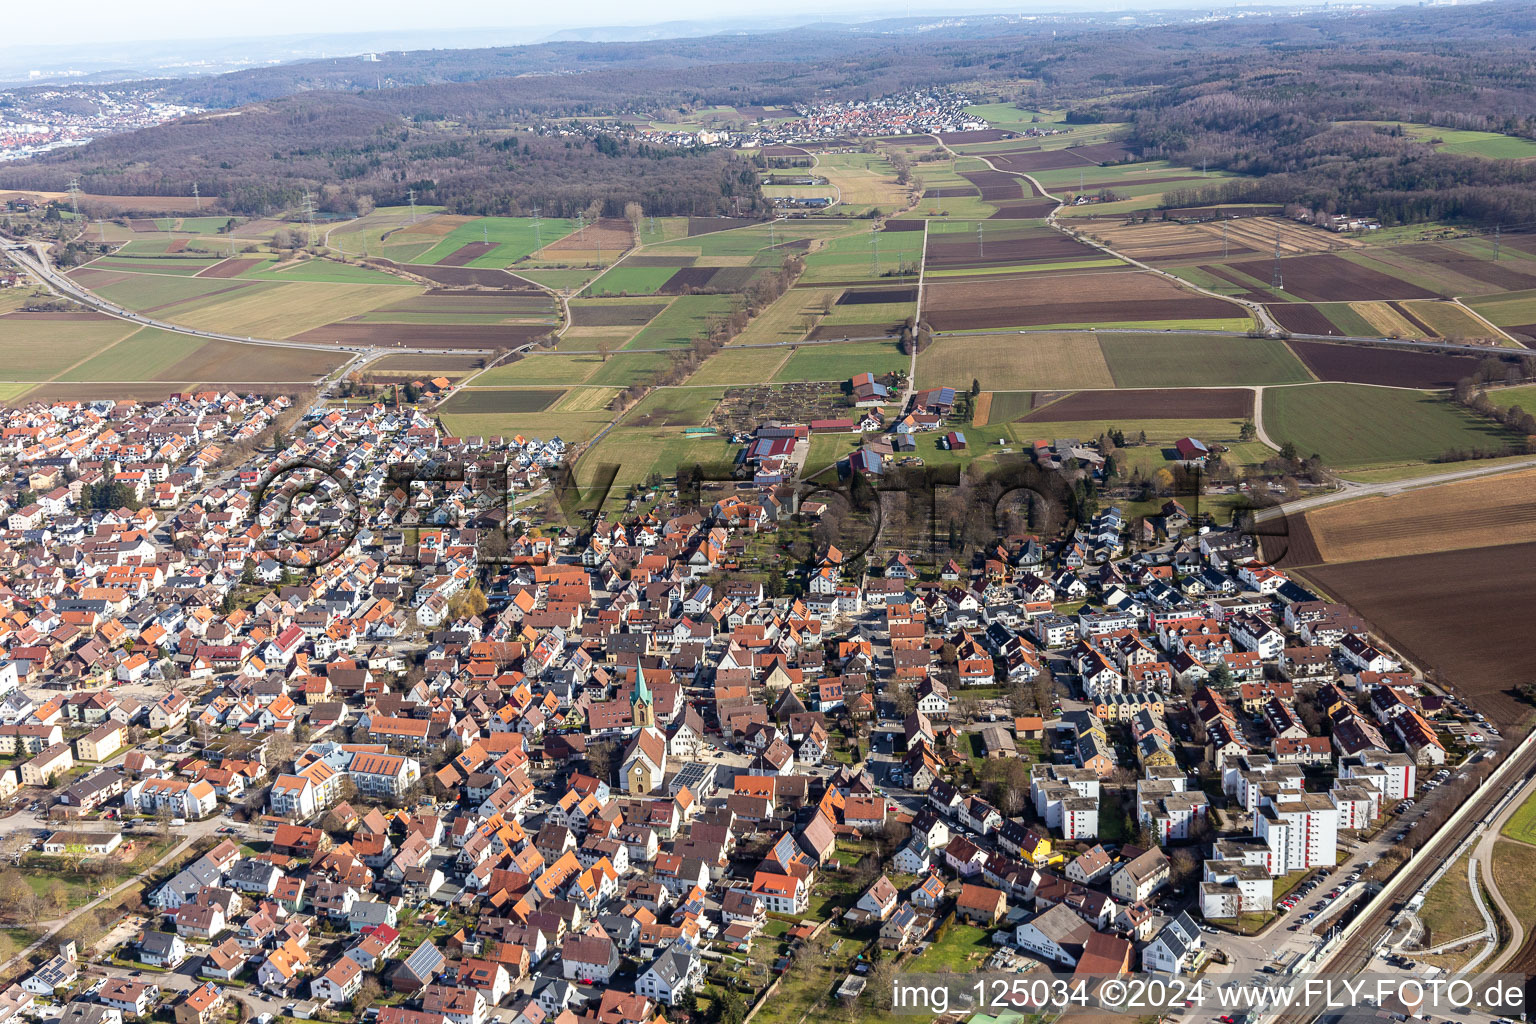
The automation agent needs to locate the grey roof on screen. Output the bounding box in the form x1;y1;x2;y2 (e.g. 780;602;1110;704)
399;941;444;981
645;946;695;986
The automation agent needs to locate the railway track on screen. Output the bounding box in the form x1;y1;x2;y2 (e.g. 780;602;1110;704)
1269;736;1536;1024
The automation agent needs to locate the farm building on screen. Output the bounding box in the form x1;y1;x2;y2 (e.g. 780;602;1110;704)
1174;437;1210;464
847;448;884;477
851;373;891;406
911;387;956;415
943;431;967;450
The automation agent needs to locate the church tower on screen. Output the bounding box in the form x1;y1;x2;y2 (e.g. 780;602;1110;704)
631;664;655;730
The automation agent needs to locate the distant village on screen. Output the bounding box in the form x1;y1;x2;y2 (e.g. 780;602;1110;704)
543;92;1070;152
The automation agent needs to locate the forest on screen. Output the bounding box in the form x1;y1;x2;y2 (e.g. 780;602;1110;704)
6;1;1536;225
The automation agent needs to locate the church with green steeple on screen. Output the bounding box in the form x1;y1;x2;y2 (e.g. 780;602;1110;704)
631;663;655;730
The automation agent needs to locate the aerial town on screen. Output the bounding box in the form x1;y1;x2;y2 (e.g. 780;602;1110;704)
0;3;1534;1024
0;372;1511;1024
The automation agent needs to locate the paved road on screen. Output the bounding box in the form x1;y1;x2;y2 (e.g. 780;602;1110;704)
1255;454;1536;521
1468;766;1535;973
0;242;495;360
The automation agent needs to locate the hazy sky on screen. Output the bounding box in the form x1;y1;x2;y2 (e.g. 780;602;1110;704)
6;0;1034;47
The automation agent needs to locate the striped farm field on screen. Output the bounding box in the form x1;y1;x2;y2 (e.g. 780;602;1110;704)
1099;334;1311;387
925;258;1124;278
170;282;420;339
915;333;1114;391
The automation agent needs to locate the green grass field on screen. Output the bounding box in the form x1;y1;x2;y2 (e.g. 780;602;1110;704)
926;258;1124;278
1262;383;1524;468
586;350;678;388
964;103;1062;130
687;346;791;385
820;301;916;327
416;216;580;267
1399;124;1536;160
1465;289;1536;327
621;386;725;427
0;315;139;380
578;428;738;493
627;294;736;349
1099;334;1312;387
773;340;908;382
980;391;1035;424
583;266;679;297
86;256;227;276
1500;787;1536;846
800;230;923;284
84;272;273;312
237;258;413;286
57;326;208;381
1485;383;1536;412
476;353;603;386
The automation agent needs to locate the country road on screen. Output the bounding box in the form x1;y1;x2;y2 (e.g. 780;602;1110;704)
0;242;496;363
1256;452;1536;521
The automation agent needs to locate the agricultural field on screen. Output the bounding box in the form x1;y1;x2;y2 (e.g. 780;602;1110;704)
800;228;923;284
974;390;1035;425
576;428;738;493
0;312;140;380
475;353;604;386
218;257;413;286
620;386;726;427
1022;387;1254;421
1464;289;1536;339
1262;383;1524;468
167;282;423;339
924;220;1105;272
71;269;274;314
626;295;737;349
1230;252;1442;302
1098;335;1311;387
413;215;581;268
922;270;1248;331
1285;340;1486;388
535;218;636;265
57;325;211;381
728;287;843;347
773;340;908;382
437;386;617;442
802;151;911;212
567;300;669;328
1299;541;1536;727
1379;122;1536;160
1486;384;1536;412
1301;468;1536;565
915;333;1114;391
582;267;678;297
436;388;563;414
1085;216;1349;266
686;347;792;385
